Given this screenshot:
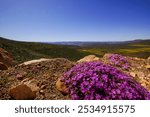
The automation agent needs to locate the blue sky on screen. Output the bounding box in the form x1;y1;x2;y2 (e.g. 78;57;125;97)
0;0;150;42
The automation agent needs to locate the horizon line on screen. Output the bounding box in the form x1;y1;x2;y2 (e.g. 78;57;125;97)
0;36;150;43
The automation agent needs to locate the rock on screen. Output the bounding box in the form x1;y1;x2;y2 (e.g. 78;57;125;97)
130;72;137;77
39;90;44;95
56;78;67;95
133;57;145;60
9;84;36;100
103;53;112;58
16;72;27;80
16;74;23;80
145;65;150;70
140;79;148;87
141;83;146;87
9;78;39;100
21;78;39;93
0;48;15;69
19;58;51;66
137;72;145;79
0;62;8;70
41;85;46;89
77;55;100;63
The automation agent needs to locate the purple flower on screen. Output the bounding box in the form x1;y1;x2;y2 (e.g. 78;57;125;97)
60;61;150;100
108;54;130;69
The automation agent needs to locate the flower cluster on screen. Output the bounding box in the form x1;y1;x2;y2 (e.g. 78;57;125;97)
61;62;150;100
108;54;129;69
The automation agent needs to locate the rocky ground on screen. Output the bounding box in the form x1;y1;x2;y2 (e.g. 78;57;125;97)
0;57;73;100
0;48;150;100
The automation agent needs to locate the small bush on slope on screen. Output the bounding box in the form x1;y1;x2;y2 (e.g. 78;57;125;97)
108;54;130;69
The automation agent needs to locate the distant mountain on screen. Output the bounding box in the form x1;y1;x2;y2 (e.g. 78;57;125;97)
45;42;85;46
43;39;150;47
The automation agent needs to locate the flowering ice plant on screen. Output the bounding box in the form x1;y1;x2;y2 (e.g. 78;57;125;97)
61;61;150;100
108;54;129;69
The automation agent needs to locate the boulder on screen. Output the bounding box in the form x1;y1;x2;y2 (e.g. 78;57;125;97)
77;55;100;63
56;78;67;95
9;84;35;100
0;48;15;70
9;78;39;100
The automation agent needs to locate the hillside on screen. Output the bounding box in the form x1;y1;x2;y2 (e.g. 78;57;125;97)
0;37;150;64
0;37;92;63
77;39;150;59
